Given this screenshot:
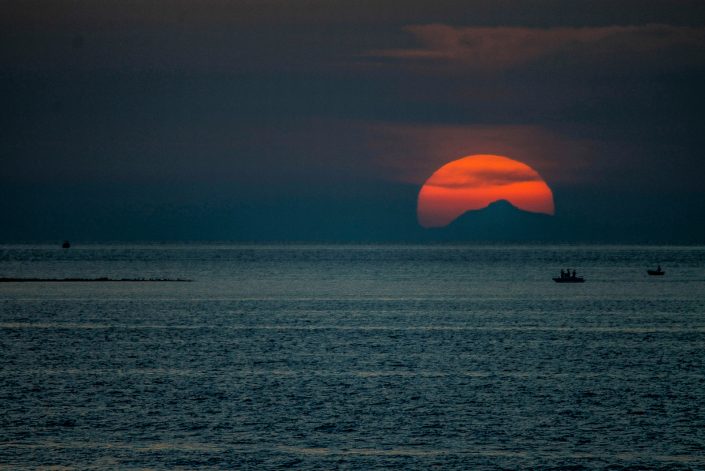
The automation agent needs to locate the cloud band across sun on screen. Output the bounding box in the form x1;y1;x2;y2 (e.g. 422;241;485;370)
417;154;554;228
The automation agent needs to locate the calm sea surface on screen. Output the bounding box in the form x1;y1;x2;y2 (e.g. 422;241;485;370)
1;244;704;469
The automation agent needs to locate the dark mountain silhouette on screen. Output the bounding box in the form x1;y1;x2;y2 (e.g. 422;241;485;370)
423;199;562;241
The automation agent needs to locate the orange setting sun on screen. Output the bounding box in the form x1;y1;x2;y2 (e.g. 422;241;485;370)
417;154;555;228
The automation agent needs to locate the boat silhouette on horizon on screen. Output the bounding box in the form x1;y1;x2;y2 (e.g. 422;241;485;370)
553;269;584;283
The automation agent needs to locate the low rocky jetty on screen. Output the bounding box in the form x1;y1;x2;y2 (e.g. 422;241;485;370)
0;277;192;282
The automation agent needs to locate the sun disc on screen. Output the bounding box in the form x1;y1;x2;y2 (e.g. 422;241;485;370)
417;154;554;228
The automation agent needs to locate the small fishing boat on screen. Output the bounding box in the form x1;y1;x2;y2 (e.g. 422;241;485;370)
62;240;71;249
553;276;585;283
647;265;665;276
553;269;584;283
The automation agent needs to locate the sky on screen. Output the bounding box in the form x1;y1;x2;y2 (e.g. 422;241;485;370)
2;0;705;242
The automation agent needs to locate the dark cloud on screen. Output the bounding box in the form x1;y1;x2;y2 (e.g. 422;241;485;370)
367;24;705;71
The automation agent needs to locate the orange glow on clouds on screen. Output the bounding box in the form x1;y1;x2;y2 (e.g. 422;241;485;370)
417;154;554;228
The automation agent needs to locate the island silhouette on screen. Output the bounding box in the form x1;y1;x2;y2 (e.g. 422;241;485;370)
423;199;561;241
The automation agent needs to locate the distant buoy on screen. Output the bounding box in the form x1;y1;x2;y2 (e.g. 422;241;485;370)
62;240;71;249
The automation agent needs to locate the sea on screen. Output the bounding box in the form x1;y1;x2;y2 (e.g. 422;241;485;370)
1;244;704;470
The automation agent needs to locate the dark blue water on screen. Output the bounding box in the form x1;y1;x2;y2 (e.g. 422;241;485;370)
1;245;705;469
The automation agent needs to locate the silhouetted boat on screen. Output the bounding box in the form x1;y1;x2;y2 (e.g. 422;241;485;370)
553;276;585;283
553;270;584;283
647;266;665;276
62;240;71;249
